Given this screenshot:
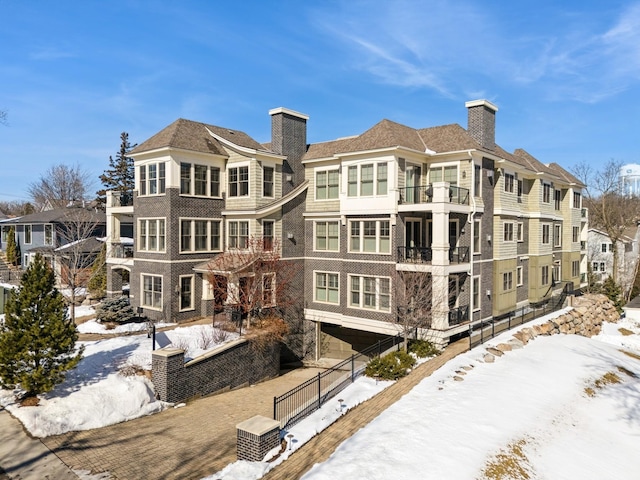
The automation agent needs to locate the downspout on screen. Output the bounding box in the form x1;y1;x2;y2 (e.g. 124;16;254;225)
467;150;476;325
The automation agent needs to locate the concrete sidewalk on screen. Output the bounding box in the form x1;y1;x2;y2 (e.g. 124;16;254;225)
0;406;79;480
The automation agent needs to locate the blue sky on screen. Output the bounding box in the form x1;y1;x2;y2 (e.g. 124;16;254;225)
1;0;639;203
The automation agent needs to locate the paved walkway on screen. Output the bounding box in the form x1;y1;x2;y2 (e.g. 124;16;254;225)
0;406;79;479
43;367;325;480
263;338;470;480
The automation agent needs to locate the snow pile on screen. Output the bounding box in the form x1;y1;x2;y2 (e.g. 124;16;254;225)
77;319;175;335
0;324;238;437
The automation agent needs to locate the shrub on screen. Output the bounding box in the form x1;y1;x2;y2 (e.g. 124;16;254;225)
365;350;416;380
95;296;136;324
408;339;441;358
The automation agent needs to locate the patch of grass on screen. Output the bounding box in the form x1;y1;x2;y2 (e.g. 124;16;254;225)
584;370;624;397
481;439;532;480
621;350;640;361
618;327;634;336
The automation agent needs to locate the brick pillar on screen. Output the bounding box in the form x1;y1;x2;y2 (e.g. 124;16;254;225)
237;416;281;462
152;347;185;402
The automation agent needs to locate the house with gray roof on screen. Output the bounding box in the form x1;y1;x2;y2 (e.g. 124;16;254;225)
104;100;586;361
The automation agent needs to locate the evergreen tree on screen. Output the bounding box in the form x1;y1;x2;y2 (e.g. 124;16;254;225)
0;254;84;399
97;132;136;204
5;226;18;266
87;242;107;299
602;276;624;313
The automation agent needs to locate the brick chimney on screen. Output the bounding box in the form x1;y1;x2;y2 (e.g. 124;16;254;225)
465;99;498;151
269;107;308;193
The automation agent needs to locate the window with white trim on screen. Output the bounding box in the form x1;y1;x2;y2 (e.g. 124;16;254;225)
228;221;249;249
315;221;339;251
44;224;53;246
572;260;580;277
0;226;7;243
472;276;480;311
263;166;274;197
503;271;513;291
543;183;551;203
263;220;275;251
179;275;194;311
316;169;339;200
180;163;221;197
349;220;390;253
139;162;166;196
554;190;561;210
138;219;166;252
516;266;523;286
142;274;162;309
503;222;514;242
504;173;514;193
542;224;550;244
228;166;249;197
315;272;339;304
180;219;221;253
592;262;599;272
573;192;581;208
473;219;481;253
553;224;562;247
346;162;389;197
349;275;390;311
24;225;32;244
430;165;458;186
517;222;524;242
541;265;549;285
572;227;579;243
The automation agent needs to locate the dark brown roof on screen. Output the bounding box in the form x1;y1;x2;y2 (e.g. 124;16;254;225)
546;162;586;187
130;118;267;156
417;124;482;153
513;149;556;176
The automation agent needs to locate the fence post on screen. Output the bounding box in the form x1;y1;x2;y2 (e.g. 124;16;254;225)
317;372;321;410
378;340;381;358
273;397;276;420
351;354;355;383
492;319;495;337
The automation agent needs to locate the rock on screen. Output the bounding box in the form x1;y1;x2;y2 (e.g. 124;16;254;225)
486;347;504;357
483;353;495;363
453;376;464;382
496;343;512;353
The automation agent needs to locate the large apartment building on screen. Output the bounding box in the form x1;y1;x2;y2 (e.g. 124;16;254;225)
104;100;586;360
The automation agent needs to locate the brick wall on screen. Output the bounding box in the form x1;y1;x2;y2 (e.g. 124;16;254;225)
152;338;280;403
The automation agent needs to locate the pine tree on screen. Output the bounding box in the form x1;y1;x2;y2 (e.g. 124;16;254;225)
602;276;624;313
5;226;18;266
0;254;84;400
96;132;136;204
87;242;107;299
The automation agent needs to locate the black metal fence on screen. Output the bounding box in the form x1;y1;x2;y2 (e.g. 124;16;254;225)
469;283;571;349
274;334;406;428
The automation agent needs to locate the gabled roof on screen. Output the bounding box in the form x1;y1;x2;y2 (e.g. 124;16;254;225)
417;124;482;153
546;162;586;187
512;149;556;176
130;118;267;156
1;207;105;225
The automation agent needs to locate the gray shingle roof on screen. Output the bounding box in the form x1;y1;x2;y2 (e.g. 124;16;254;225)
1;207;105;225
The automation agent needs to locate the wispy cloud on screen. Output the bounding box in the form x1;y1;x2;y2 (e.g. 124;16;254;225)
29;47;75;61
313;1;640;104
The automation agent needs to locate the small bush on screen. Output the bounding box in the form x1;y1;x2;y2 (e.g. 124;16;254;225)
95;296;136;324
408;339;441;358
365;350;416;380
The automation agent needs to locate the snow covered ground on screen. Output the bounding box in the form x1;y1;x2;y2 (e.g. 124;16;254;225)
0;323;238;437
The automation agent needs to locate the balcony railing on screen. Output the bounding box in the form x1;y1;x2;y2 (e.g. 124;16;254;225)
397;246;469;264
108;190;134;208
110;243;134;258
397;246;433;263
449;305;469;325
399;184;470;205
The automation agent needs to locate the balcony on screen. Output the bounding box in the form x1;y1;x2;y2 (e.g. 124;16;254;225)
580;241;586;251
399;184;469;206
397;246;469;265
581;208;588;221
448;305;470;325
397;246;433;263
110;242;134;259
107;190;134;208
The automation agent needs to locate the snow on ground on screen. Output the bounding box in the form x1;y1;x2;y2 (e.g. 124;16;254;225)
0;324;238;437
297;316;640;480
77;318;176;335
206;312;640;480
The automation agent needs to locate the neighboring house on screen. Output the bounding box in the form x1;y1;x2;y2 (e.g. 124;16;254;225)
0;207;106;287
104;100;586;360
587;225;640;296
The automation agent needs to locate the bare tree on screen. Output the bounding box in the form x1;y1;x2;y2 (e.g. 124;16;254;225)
394;271;451;350
54;208;105;323
573;159;640;294
206;237;298;339
28;164;94;210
